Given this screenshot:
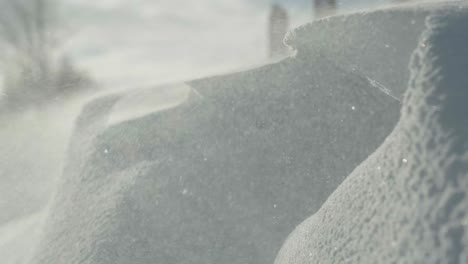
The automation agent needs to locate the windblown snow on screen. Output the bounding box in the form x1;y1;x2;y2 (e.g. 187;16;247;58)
1;1;468;264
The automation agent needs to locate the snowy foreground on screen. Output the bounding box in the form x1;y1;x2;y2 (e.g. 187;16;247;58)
2;1;468;263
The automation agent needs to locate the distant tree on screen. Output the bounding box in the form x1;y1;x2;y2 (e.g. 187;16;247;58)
55;56;94;98
0;0;94;110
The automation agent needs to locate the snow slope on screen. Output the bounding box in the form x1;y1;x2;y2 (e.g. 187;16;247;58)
275;4;468;264
27;1;465;264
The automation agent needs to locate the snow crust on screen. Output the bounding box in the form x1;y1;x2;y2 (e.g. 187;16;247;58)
275;4;468;264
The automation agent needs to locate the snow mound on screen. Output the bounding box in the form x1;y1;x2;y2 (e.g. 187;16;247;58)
28;2;466;264
33;60;399;264
275;6;468;264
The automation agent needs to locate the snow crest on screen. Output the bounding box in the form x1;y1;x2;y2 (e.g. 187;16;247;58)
275;6;468;264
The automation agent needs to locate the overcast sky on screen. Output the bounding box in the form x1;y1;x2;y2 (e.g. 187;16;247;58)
60;0;391;89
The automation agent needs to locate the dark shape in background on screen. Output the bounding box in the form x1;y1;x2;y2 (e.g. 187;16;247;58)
314;0;337;19
0;0;94;112
269;4;290;58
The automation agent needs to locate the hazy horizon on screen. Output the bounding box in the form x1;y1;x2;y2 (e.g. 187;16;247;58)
59;0;393;89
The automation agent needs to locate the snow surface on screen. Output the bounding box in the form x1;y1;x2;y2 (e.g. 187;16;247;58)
3;1;466;264
29;6;425;264
30;52;399;263
275;4;468;264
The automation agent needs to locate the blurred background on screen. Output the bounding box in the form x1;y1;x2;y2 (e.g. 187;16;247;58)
61;0;394;88
0;0;407;111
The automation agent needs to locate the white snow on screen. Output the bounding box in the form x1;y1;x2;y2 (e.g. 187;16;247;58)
275;4;468;263
2;1;467;264
106;83;191;125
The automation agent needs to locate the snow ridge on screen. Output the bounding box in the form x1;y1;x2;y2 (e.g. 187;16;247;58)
275;5;468;264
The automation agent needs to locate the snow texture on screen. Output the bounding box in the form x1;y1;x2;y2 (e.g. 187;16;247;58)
25;2;467;264
28;10;411;264
287;2;429;100
31;57;398;264
275;4;468;264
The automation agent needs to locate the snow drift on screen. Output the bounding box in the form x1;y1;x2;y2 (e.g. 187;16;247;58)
275;5;468;264
23;1;467;264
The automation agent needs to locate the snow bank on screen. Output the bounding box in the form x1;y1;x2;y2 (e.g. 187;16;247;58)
28;2;466;264
275;5;468;264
